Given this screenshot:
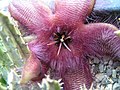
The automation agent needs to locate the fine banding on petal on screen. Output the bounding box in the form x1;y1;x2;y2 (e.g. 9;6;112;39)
9;0;53;36
83;23;120;59
54;0;95;25
63;58;92;90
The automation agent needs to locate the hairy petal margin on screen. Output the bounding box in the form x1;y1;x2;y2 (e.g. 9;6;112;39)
84;23;120;59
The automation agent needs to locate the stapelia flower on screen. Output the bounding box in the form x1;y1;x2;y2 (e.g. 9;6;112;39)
9;0;120;90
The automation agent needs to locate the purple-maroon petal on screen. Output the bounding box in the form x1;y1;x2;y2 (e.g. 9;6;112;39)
63;58;92;90
83;23;120;59
9;0;53;36
54;0;95;25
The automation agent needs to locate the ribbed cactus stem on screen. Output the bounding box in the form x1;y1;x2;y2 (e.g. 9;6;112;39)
0;13;30;66
0;13;29;59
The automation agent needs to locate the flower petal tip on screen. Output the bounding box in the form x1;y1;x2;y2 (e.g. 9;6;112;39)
20;52;42;84
114;30;120;35
20;76;30;84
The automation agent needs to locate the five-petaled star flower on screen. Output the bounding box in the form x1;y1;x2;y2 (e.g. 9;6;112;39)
9;0;120;90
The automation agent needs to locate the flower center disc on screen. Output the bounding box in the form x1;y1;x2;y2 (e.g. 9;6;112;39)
48;31;72;55
54;32;71;47
54;32;72;55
